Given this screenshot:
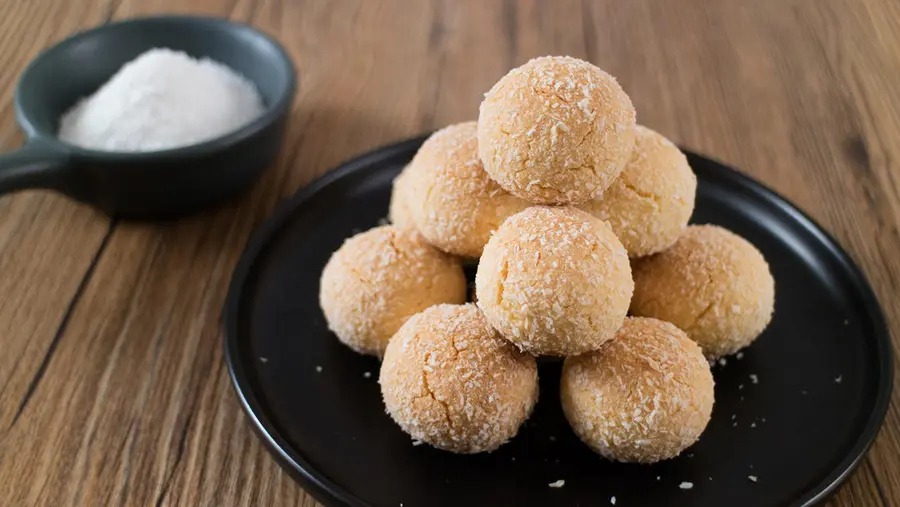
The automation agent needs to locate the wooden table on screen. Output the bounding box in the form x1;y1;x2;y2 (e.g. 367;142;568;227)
1;1;899;505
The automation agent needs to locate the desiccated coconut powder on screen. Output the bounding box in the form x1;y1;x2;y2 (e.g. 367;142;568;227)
59;48;264;152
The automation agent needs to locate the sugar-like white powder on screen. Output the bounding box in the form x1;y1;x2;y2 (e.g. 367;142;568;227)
59;48;265;152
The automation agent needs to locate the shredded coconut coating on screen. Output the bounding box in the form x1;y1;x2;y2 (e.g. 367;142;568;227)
388;165;417;231
404;122;530;258
630;225;775;358
560;317;715;463
580;125;697;258
319;226;467;357
380;304;539;453
475;206;633;356
477;56;636;205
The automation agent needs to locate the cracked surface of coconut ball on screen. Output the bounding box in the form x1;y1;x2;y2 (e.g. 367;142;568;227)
561;317;714;463
475;206;633;356
388;165;416;231
404;122;530;258
630;225;775;358
580;125;696;258
477;56;636;205
319;225;467;357
380;304;539;453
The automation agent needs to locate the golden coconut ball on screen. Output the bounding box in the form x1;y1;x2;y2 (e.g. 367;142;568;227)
561;317;714;463
319;225;467;357
631;225;775;359
580;125;697;258
388;165;416;231
475;206;633;356
404;122;530;258
380;304;539;453
478;56;636;205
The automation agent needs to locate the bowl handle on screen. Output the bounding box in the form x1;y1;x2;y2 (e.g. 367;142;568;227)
0;139;70;194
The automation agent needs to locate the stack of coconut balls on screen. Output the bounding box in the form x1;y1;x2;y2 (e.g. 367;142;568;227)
320;56;775;462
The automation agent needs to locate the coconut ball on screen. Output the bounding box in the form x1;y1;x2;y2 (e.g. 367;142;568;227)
319;225;467;357
404;122;530;258
631;225;775;358
380;304;539;453
478;56;636;205
388;165;416;231
580;125;697;258
561;317;714;463
476;206;633;356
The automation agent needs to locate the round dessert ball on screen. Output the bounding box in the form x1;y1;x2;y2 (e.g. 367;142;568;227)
404;122;530;258
630;225;775;358
319;225;467;357
561;317;714;463
478;56;636;205
475;206;633;356
388;165;416;231
580;125;697;258
380;304;539;453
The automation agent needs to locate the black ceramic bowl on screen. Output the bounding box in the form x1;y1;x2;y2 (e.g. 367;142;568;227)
0;16;296;220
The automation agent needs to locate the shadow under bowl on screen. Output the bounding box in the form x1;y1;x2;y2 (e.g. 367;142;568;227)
1;15;297;220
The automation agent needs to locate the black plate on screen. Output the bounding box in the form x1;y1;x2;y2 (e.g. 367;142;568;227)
224;137;892;507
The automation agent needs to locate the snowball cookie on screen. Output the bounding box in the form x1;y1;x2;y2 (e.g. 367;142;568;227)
478;56;636;205
476;206;633;356
631;225;775;358
561;317;714;463
580;125;697;258
388;165;416;231
319;225;467;357
404;122;530;258
380;304;539;453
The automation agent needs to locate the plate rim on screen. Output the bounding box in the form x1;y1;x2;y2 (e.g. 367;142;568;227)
223;136;894;507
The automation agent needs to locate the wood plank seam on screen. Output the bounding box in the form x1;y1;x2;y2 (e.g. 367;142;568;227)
865;457;890;507
8;218;117;429
153;410;195;507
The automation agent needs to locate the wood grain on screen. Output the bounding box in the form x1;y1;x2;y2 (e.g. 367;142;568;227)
0;1;898;506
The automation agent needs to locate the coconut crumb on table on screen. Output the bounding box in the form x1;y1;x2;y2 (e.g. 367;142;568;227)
363;371;372;378
749;475;758;483
549;479;565;488
315;365;323;373
679;482;693;490
736;352;744;360
259;357;268;363
610;496;616;504
835;375;843;383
